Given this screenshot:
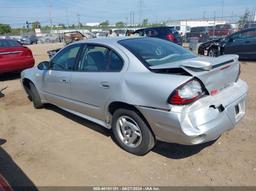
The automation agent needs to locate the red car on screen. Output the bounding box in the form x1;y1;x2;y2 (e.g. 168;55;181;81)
208;24;234;38
0;39;35;74
0;174;12;191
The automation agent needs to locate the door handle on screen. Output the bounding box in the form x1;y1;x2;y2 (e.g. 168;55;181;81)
100;82;110;89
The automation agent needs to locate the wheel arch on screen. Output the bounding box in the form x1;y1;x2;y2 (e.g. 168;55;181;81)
22;78;34;93
108;101;155;138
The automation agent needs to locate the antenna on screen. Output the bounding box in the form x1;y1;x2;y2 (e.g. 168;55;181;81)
77;13;81;29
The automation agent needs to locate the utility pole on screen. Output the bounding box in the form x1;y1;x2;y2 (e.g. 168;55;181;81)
221;0;224;18
65;8;70;28
77;13;81;29
213;11;216;39
48;1;53;29
139;0;143;25
130;11;132;26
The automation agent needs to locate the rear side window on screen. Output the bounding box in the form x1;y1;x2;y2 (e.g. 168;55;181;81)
78;45;123;72
119;38;195;68
0;40;22;47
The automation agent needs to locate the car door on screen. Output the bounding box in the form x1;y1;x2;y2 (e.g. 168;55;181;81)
41;43;82;108
70;44;124;121
224;29;256;58
224;31;248;56
236;29;256;59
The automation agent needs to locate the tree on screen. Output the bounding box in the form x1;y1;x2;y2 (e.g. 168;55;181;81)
115;21;125;28
99;20;109;28
58;23;66;29
0;24;11;34
32;21;41;29
238;9;250;29
142;18;149;27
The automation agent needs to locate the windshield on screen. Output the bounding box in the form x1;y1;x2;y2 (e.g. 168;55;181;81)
119;38;195;67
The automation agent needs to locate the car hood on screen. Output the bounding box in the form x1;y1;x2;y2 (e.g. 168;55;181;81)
200;38;223;46
150;55;240;94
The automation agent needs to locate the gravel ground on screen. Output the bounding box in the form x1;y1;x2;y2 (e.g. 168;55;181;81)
0;43;255;188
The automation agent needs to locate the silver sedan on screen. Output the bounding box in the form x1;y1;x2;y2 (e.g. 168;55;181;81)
21;37;248;155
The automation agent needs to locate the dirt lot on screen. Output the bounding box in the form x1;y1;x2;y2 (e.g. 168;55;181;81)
0;43;256;188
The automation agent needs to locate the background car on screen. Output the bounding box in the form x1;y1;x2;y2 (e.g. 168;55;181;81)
95;31;108;38
186;26;209;42
134;27;182;45
21;37;247;155
38;33;60;44
114;29;126;37
198;27;256;59
64;31;86;44
19;34;38;45
208;24;234;38
0;39;35;74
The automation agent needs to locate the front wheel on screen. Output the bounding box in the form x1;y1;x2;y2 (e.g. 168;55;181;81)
28;82;44;109
208;48;219;57
112;109;156;155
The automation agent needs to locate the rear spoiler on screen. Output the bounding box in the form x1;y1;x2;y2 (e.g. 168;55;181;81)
150;54;239;72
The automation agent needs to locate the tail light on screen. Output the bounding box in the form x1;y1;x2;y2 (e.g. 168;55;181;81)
168;79;206;105
166;34;175;41
22;47;33;57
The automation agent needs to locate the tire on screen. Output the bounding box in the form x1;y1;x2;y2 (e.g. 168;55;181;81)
112;108;156;156
28;82;43;109
208;48;219;57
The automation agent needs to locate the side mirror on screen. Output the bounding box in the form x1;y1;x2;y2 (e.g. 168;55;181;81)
37;61;51;70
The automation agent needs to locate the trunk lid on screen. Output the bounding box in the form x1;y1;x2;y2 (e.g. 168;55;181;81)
150;54;240;94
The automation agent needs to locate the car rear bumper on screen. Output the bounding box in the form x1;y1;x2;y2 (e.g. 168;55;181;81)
137;79;248;145
0;57;35;74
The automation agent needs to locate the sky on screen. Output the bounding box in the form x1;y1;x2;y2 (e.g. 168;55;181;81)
0;0;254;27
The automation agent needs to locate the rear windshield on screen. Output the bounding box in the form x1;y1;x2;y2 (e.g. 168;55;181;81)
0;40;22;47
119;38;195;67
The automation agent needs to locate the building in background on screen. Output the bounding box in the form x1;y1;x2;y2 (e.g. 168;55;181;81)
166;19;227;36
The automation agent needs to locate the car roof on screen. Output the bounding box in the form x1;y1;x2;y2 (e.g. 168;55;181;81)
135;26;172;31
238;27;256;32
74;36;144;45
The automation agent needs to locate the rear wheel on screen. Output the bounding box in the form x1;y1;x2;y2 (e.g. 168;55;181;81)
112;108;155;155
28;82;44;109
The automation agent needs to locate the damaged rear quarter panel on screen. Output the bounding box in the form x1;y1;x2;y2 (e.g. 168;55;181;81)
114;72;192;110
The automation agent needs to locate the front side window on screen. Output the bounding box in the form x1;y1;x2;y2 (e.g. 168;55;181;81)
78;44;123;72
51;44;81;71
119;38;195;68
